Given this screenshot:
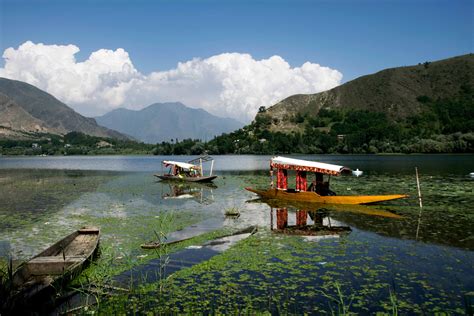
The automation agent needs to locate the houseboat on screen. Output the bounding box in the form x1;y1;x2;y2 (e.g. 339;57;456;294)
245;156;408;205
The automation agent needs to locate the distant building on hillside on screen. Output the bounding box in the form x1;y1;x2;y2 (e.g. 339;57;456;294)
96;140;113;148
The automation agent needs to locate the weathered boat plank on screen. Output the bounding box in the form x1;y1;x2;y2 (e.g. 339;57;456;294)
4;226;100;311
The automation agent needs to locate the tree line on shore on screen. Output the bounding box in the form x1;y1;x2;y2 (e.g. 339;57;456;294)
1;90;472;156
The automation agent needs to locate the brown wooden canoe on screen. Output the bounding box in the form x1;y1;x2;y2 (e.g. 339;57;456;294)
245;187;408;205
8;226;100;307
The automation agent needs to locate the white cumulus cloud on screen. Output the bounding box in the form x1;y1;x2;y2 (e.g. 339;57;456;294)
0;41;342;122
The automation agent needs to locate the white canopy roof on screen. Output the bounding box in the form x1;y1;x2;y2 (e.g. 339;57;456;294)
162;160;198;170
271;156;350;175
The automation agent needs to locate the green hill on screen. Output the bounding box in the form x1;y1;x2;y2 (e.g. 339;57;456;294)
260;54;473;134
152;54;474;155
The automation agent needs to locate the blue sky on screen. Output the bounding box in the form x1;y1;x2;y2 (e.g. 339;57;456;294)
2;0;472;81
0;0;472;120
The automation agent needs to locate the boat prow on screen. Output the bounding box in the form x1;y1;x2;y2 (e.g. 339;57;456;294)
245;187;408;205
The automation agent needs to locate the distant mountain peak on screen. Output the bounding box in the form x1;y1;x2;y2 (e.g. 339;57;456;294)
96;102;243;143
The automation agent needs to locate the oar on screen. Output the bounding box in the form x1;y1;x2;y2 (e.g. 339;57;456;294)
415;167;423;240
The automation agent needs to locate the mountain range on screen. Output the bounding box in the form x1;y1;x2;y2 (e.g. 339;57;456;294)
1;53;472;151
0;78;128;140
0;78;243;143
95;103;243;143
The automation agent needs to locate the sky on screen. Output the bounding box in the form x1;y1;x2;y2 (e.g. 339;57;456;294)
0;0;472;122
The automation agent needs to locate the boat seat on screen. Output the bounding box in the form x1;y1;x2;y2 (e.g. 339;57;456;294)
27;256;85;275
78;227;100;234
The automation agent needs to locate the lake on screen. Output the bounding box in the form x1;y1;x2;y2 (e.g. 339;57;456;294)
1;154;473;314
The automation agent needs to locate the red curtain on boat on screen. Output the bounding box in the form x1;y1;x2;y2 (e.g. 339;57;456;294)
296;171;307;191
277;169;288;189
276;208;288;229
296;210;307;226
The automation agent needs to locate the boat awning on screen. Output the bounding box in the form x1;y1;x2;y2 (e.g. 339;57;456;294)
270;156;351;176
162;160;198;170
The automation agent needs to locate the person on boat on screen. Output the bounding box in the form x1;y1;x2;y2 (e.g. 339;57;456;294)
308;179;336;196
318;181;336;196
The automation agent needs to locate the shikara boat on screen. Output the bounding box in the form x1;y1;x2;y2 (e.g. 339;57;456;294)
8;227;100;306
245;156;408;205
154;156;217;183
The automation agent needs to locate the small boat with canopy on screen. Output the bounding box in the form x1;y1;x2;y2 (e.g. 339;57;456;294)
154;156;217;183
245;156;408;205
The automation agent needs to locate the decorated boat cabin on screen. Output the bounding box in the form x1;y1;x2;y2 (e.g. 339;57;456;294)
163;160;200;177
270;156;351;196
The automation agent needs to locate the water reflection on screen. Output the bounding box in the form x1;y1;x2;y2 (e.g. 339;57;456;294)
270;208;351;239
252;197;474;250
160;182;216;205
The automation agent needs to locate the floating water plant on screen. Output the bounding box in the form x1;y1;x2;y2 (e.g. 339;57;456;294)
1;160;473;314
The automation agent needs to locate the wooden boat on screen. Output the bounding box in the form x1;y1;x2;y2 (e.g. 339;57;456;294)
246;156;408;205
246;187;407;205
156;174;217;182
154;156;217;183
8;227;100;307
141;225;258;249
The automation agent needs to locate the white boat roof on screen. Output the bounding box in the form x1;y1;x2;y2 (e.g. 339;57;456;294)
162;160;198;169
271;156;350;175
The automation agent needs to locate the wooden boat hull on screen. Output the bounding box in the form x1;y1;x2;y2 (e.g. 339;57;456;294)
8;227;100;308
245;187;408;205
141;225;258;249
154;174;217;183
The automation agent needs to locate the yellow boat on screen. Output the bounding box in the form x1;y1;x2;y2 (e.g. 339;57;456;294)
245;187;407;205
245;156;408;205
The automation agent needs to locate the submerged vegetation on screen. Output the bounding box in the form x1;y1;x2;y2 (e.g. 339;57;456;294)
0;165;473;314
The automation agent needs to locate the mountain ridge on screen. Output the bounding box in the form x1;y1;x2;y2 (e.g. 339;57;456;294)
260;54;473;133
0;77;130;140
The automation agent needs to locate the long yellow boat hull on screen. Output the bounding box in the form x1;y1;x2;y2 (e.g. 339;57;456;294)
245;187;408;205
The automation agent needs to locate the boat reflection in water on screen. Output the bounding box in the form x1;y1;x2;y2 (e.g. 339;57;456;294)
250;197;403;241
270;207;352;239
160;182;216;205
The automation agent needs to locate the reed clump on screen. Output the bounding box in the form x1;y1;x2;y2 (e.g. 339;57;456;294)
0;257;14;313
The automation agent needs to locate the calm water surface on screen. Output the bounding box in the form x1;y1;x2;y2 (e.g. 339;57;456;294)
0;154;473;314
